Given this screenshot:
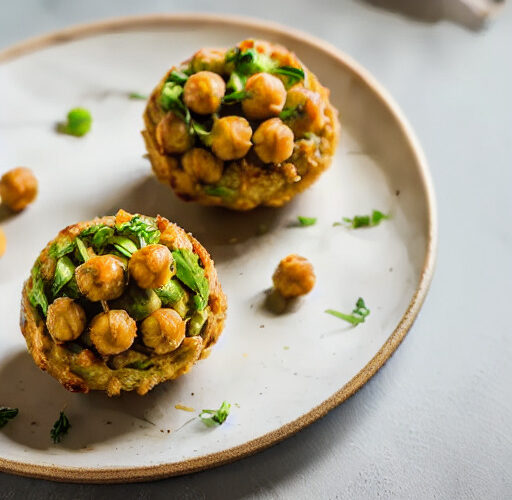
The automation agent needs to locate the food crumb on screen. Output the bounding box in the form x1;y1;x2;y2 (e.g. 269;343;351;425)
30;421;37;426
191;392;195;396
167;430;171;433
259;324;265;328
106;421;112;425
395;189;400;196
389;267;393;272
175;404;195;412
160;429;164;433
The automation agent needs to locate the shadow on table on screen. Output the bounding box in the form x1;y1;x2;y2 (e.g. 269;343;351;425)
358;0;499;31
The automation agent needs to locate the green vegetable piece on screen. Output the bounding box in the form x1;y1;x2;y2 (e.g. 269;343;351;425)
167;70;189;85
272;66;305;88
126;359;154;370
62;276;81;299
223;90;249;104
227;48;276;75
203;186;236;199
51;256;75;298
371;210;390;225
28;265;48;316
111;283;161;321
75;237;89;263
187;308;209;337
226;72;246;93
128;92;148;100
191;121;213;146
58;108;92;137
109;235;138;258
199;401;231;427
159;82;191;126
297;216;317;227
341;210;390;229
325;297;370;326
172;249;209;311
279;107;300;120
48;239;75;259
116;215;160;248
50;411;71;444
0;407;19;428
155;280;185;306
92;226;115;253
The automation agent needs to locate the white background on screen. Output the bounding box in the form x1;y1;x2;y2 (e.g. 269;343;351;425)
0;1;511;498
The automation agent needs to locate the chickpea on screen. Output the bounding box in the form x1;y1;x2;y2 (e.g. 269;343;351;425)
115;209;133;225
0;167;38;212
211;116;252;161
190;48;226;74
75;254;126;302
156;112;193;155
253;118;294;164
184;71;226;115
46;297;86;343
0;227;5;258
242;73;286;120
272;254;316;298
182;148;224;184
89;309;137;356
141;308;186;355
128;244;173;289
283;87;325;137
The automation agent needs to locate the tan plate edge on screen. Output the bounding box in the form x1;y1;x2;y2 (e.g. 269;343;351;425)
0;13;438;483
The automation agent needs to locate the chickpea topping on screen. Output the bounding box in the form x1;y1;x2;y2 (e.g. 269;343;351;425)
115;209;133;225
128;244;173;289
89;310;137;356
46;297;86;343
156;112;193;154
211;116;252;161
190;48;226;74
272;254;316;298
182;148;224;184
0;227;6;258
253;118;294;164
283;87;325;136
0;167;38;212
75;254;126;302
141;308;186;355
184;71;226;115
242;73;286;120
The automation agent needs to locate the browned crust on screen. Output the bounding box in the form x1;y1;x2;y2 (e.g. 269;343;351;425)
142;42;340;211
20;214;227;395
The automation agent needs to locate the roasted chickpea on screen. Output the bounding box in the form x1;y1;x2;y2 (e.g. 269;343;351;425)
211;116;252;161
156;112;193;154
128;244;173;289
141;308;186;354
0;167;38;212
253;118;294;164
75;255;126;302
242;73;286;120
184;71;226;115
190;48;226;74
89;309;137;356
46;297;86;343
0;227;5;258
182;148;224;183
115;208;133;225
272;254;316;298
283;87;325;136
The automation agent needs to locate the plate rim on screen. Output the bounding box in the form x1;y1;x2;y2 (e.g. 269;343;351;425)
0;12;438;483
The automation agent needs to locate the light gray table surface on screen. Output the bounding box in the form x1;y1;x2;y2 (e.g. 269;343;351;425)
1;1;511;498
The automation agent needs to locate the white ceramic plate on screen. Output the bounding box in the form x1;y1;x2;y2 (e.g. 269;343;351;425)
0;14;436;482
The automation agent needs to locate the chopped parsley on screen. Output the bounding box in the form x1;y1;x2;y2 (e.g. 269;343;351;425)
0;407;18;428
272;66;305;88
222;90;250;104
172;249;209;310
51;256;75;298
159;81;191;127
325;298;370;326
339;210;390;228
116;215;160;248
50;411;71;444
57;108;92;137
128;92;148;100
297;216;317;226
279;107;300;120
28;265;48;316
48;239;75;259
75;237;89;263
199;401;231;427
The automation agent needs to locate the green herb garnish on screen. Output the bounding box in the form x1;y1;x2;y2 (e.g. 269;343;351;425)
226;47;277;76
204;186;236;199
222;90;250;104
48;239;75;259
128;92;148;100
199;401;231;427
297;216;317;226
325;298;370;326
50;411;71;444
0;407;19;428
172;249;209;310
159;82;191;127
110;235;138;258
341;210;390;229
28;265;48;316
167;70;189;85
51;256;75;297
272;66;305;87
116;215;160;248
75;237;89;263
57;108;92;137
279;107;300;120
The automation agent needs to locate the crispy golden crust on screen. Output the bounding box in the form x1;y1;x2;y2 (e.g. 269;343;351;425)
142;40;340;211
20;215;227;395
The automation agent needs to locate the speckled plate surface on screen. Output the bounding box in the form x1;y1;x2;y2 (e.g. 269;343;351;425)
0;14;436;482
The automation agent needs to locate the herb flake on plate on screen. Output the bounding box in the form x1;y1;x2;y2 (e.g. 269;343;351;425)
199;401;231;427
325;297;370;326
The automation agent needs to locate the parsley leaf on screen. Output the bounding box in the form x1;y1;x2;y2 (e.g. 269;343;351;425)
50;411;71;444
199;401;231;427
203;185;236;199
116;215;160;248
75;237;89;263
48;239;75;259
57;108;92;137
28;265;48;316
160;82;191;127
51;256;75;298
340;210;390;229
272;66;305;88
325;297;370;326
110;235;138;258
297;216;317;226
128;92;148;100
127;359;154;370
279;107;300;120
0;407;19;428
172;249;209;310
167;70;189;85
223;90;250;104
